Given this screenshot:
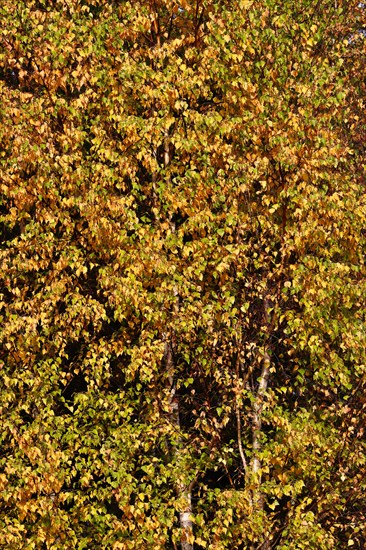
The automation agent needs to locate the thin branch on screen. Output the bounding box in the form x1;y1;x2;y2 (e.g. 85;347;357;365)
236;396;248;474
235;354;248;475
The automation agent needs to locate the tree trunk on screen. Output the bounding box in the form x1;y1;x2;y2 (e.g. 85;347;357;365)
165;338;194;550
251;351;270;503
250;297;272;549
163;128;194;550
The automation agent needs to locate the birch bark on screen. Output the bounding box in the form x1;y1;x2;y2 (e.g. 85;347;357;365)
250;298;272;549
163;128;194;550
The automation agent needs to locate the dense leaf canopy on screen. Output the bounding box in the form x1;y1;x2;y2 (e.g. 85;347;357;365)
0;1;365;548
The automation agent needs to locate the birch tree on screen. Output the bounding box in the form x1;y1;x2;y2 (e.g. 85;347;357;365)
0;1;365;549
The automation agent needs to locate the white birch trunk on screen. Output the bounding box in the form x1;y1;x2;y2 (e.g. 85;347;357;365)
163;129;194;550
251;351;270;488
250;297;272;549
165;337;194;550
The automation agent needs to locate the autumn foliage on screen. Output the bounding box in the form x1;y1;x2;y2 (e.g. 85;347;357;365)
0;1;365;548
